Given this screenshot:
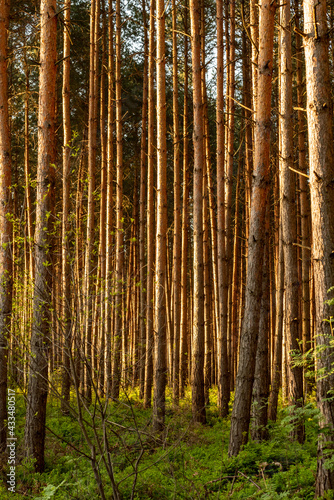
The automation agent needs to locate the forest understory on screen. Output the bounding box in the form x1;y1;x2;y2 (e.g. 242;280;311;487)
0;388;326;500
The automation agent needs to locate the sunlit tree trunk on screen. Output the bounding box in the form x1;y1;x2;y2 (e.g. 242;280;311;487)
105;0;114;394
303;0;334;494
24;0;57;471
279;0;304;442
84;0;99;402
225;0;235;387
179;3;189;398
144;0;155;408
61;0;71;413
190;0;205;424
152;0;168;431
172;0;181;406
268;225;284;421
295;0;311;394
216;0;229;418
0;0;12;452
111;0;124;399
228;0;276;456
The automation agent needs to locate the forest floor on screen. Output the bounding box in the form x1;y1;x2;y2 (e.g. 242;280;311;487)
0;387;329;499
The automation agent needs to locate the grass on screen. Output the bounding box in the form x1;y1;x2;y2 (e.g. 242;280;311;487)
0;387;328;499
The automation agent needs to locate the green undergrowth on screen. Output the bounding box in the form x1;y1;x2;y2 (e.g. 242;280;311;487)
0;387;330;499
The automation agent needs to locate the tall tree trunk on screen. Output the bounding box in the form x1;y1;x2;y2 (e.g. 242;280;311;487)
105;0;114;394
152;0;167;431
139;0;148;400
228;0;276;456
225;0;235;390
84;0;99;402
190;0;205;424
111;0;123;399
144;0;155;408
61;0;71;413
216;0;229;418
172;0;181;406
303;0;334;494
98;0;107;394
279;0;304;442
295;0;311;394
0;0;12;452
179;3;189;398
24;0;57;471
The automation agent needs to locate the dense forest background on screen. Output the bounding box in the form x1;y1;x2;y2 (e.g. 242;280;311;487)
1;0;334;498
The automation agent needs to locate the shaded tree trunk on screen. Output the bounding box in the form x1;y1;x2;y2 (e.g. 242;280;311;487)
139;0;148;400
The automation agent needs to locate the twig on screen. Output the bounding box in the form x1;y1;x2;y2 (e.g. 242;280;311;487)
238;471;262;490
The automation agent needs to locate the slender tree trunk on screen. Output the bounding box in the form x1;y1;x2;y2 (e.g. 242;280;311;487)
152;0;168;431
98;1;107;394
190;0;205;424
303;0;334;494
24;0;57;471
216;0;229;418
225;0;235;390
295;0;311;394
139;0;148;400
228;0;276;456
268;225;284;421
105;0;114;394
179;4;189;398
279;0;304;442
61;0;71;413
0;0;12;452
172;0;181;406
84;0;99;402
144;0;155;408
111;0;123;399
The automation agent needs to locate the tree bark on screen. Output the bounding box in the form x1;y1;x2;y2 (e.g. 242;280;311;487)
83;0;99;402
216;0;229;418
228;0;276;456
24;0;57;471
179;3;189;398
139;0;148;400
172;0;181;406
303;0;334;494
190;0;205;424
279;0;304;442
0;0;12;453
152;0;167;431
111;0;124;399
105;0;114;394
144;0;155;408
61;0;71;413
